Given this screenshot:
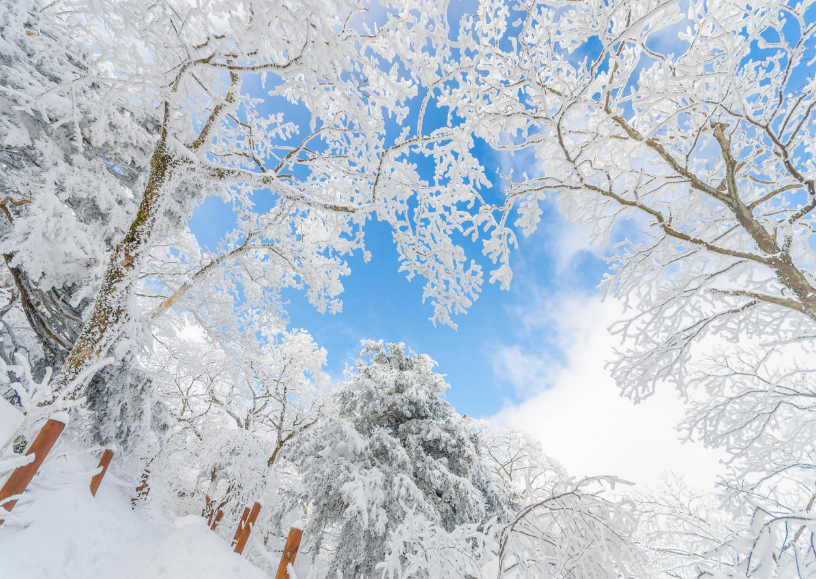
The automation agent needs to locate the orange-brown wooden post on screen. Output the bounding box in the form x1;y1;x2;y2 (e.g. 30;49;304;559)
131;469;151;506
232;505;251;548
231;501;261;554
89;449;114;496
209;509;224;530
0;418;65;521
274;527;303;579
202;501;213;523
202;497;223;529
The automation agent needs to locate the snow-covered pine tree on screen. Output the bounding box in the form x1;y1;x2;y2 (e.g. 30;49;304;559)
287;343;643;579
286;341;507;578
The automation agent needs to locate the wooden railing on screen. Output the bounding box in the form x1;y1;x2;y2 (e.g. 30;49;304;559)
0;418;303;576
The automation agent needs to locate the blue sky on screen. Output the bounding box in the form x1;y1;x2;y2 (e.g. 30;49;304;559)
189;162;610;419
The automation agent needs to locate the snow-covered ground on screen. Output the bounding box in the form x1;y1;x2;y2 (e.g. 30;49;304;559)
0;455;268;579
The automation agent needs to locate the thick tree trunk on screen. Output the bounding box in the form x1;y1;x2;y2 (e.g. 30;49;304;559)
49;134;178;401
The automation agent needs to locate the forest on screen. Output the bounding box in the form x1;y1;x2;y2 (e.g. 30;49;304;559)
1;0;815;577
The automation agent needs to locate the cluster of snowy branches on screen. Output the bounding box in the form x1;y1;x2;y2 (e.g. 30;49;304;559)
2;0;816;576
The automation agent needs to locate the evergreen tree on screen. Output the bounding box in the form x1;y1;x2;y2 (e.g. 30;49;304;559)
289;341;507;578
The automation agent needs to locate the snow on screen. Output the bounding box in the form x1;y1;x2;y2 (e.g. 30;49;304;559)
48;410;70;425
0;456;268;579
0;397;23;449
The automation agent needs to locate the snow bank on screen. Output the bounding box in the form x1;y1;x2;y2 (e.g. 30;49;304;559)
0;455;268;579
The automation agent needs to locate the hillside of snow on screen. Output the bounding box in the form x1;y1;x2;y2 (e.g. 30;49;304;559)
0;455;269;579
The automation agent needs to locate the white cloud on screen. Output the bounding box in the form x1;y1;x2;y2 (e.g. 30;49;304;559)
550;215;603;273
487;293;725;489
490;344;556;398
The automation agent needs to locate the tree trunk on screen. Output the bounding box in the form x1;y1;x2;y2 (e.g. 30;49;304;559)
49;132;178;402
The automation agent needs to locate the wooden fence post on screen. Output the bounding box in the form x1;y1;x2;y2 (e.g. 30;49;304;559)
202;493;215;525
274;527;303;579
89;449;114;497
209;509;224;530
202;495;225;530
131;469;151;506
231;501;261;555
0;418;65;522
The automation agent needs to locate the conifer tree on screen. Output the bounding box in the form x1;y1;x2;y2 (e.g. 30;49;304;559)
289;341;507;578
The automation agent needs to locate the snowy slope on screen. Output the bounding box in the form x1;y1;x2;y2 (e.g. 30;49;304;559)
0;455;269;579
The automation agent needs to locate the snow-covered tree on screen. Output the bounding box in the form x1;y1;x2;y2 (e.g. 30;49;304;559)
632;475;742;579
674;344;816;577
0;0;170;449
383;474;645;579
435;0;816;574
495;476;644;579
10;0;490;414
444;0;816;401
285;342;646;579
145;321;328;536
286;341;507;578
471;422;566;505
0;0;153;359
465;428;645;578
